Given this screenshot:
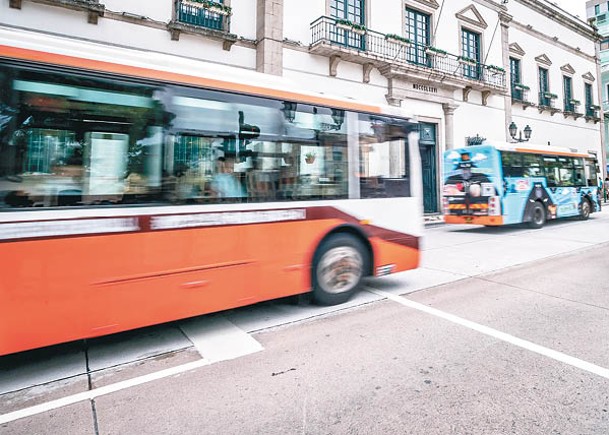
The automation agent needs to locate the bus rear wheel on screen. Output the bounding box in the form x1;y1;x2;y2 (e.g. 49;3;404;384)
580;199;591;220
312;234;368;306
528;202;545;229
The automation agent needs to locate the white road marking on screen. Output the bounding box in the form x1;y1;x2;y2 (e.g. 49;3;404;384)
0;359;210;425
0;319;264;425
368;288;609;379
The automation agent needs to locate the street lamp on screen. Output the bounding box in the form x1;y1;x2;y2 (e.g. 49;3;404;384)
508;121;532;142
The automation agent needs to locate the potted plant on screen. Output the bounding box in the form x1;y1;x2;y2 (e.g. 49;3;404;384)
335;18;353;31
305;152;316;164
351;23;367;35
385;33;410;46
485;64;505;73
425;46;448;57
458;56;478;66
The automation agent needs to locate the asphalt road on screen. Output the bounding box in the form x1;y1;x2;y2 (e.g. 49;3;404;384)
2;211;609;434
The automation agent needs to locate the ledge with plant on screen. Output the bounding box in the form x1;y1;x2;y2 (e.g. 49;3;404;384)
425;46;448;57
543;92;558;99
458;55;478;66
485;64;505;73
335;18;367;34
385;33;411;46
514;83;530;91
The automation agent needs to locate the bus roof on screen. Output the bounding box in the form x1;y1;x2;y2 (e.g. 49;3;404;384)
0;25;413;121
456;142;597;159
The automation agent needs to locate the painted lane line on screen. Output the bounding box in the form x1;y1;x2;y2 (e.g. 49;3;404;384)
0;359;212;425
368;288;609;380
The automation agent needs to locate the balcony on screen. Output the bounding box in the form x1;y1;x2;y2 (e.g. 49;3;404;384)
310;16;506;94
511;86;534;110
563;100;583;120
168;0;237;49
538;92;560;116
585;104;602;123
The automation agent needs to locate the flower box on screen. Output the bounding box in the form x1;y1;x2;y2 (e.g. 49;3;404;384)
543;92;558;99
569;99;581;106
425;47;448;58
335;19;366;34
486;65;505;73
458;56;478;66
514;83;530;91
385;34;411;46
589;104;601;110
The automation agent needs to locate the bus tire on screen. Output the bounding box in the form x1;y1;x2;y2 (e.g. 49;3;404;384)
528;202;545;229
580;198;591;220
311;234;368;306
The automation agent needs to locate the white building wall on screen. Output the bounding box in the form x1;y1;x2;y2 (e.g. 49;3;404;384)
0;0;603;204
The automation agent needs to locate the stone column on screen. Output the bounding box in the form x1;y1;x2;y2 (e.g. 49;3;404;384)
500;12;513;142
256;0;283;75
442;103;458;150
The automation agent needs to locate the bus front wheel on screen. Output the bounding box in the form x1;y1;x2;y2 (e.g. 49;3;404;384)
312;234;368;306
580;199;591;220
528;202;545;229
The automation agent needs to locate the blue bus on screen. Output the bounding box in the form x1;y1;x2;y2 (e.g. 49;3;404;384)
442;144;601;229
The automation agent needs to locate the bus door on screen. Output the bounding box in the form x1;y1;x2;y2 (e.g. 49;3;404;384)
501;152;546;225
542;156;580;218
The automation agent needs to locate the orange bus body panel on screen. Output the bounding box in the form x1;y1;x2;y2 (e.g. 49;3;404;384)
0;218;418;355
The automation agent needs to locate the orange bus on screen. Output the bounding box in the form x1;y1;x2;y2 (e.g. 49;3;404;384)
0;28;423;356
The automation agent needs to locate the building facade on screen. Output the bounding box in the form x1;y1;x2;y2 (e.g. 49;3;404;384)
586;0;609;173
1;0;604;213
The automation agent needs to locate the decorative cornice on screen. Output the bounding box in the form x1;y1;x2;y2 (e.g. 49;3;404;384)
560;64;575;75
534;54;552;67
509;43;526;57
513;0;598;42
510;20;596;63
455;5;488;30
411;0;439;10
582;72;596;82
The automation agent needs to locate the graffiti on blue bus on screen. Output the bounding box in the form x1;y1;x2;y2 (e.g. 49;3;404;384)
442;144;600;227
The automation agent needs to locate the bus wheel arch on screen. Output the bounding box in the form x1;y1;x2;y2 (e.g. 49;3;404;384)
526;200;546;229
310;226;372;306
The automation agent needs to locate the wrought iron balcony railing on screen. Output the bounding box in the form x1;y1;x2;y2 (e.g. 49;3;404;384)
176;0;227;31
310;16;506;90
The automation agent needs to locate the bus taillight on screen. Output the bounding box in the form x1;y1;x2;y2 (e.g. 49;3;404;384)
488;196;501;216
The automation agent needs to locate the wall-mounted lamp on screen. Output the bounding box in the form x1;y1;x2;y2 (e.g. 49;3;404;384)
508;121;532;143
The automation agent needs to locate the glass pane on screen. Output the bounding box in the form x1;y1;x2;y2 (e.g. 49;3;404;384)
358;115;411;198
0;64;165;208
522;154;543;177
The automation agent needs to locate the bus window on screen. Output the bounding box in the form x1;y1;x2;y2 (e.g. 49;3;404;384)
584;158;598;187
573;158;585;186
0;64;166;208
522;154;544;177
358;115;411;198
543;156;559;187
501;152;524;177
557;157;574;186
